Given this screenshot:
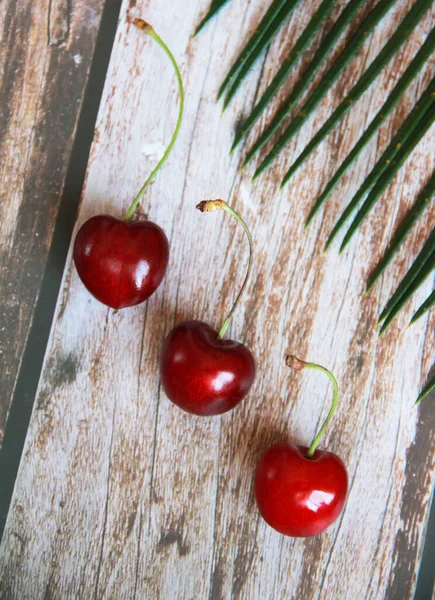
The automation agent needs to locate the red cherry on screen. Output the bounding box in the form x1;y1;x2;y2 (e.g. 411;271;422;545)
254;355;348;537
73;20;183;309
73;215;169;309
255;442;348;537
160;320;255;416
160;200;255;416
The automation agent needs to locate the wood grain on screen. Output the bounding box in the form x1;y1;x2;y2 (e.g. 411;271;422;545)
0;0;107;446
1;0;434;598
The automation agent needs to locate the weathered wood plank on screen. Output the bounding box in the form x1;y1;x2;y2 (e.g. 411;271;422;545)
0;0;108;445
1;0;434;598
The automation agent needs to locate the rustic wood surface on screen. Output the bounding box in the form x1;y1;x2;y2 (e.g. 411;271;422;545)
0;0;107;446
1;0;434;598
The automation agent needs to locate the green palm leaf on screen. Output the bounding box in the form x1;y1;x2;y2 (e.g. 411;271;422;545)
325;77;435;250
218;0;294;100
201;0;435;335
410;288;435;325
242;0;369;166
367;170;435;291
252;0;399;178
306;25;435;228
378;227;435;332
340;106;435;252
415;375;435;405
195;0;231;36
281;0;434;187
379;255;435;335
231;0;339;151
223;0;303;109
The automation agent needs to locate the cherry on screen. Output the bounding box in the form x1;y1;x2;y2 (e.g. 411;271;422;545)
73;215;169;309
255;356;348;537
161;320;255;416
255;443;348;537
160;200;256;416
73;18;184;308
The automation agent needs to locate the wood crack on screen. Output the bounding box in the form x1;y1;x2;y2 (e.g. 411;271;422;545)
131;304;149;596
364;407;403;598
207;422;222;600
147;380;161;533
47;0;71;47
93;393;117;599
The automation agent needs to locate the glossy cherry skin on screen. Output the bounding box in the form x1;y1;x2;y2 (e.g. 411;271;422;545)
73;215;169;309
255;442;348;537
160;320;256;416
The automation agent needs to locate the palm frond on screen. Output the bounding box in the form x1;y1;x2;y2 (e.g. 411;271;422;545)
415;375;435;405
379;259;434;335
231;0;339;151
218;0;292;99
410;288;435;325
306;26;435;228
378;227;435;332
367;169;435;291
195;0;231;36
340;106;435;252
281;0;434;187
200;0;435;334
242;0;368;166
252;0;399;179
325;77;435;250
223;0;303;109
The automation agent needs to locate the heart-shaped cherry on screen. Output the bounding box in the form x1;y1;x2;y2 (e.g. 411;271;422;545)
160;320;255;416
160;200;256;416
73;215;169;308
255;355;348;537
73;18;184;308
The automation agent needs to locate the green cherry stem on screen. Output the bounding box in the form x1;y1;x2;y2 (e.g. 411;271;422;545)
124;19;185;221
196;200;253;339
286;355;339;458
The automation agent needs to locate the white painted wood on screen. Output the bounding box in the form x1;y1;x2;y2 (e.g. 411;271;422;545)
1;0;434;598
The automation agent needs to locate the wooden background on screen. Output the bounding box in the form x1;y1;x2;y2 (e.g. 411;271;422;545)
1;0;434;598
0;0;107;447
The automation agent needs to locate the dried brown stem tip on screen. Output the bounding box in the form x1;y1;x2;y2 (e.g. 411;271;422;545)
133;18;153;32
285;354;305;371
196;199;228;213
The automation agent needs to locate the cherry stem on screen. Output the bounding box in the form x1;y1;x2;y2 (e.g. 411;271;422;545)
124;19;185;221
196;200;253;339
285;355;339;458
